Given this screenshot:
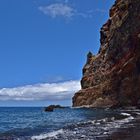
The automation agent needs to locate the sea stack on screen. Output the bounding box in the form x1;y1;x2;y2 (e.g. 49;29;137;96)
73;0;140;108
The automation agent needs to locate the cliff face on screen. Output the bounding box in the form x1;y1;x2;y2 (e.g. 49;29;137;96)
73;0;140;108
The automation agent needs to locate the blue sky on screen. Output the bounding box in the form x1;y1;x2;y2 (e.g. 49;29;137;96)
0;0;115;106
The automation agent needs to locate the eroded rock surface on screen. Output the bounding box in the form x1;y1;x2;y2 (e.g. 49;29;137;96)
73;0;140;108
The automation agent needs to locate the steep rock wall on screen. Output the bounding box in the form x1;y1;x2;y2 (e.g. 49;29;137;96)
73;0;140;107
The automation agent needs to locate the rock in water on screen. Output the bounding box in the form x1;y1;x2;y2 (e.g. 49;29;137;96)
73;0;140;108
44;105;66;112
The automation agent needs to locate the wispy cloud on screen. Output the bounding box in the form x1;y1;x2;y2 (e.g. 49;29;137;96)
39;3;75;18
0;80;80;101
38;3;95;19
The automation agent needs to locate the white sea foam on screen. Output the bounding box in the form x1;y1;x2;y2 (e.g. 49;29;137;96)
107;115;134;130
118;116;134;123
31;111;136;140
31;129;63;140
121;112;131;116
135;112;140;115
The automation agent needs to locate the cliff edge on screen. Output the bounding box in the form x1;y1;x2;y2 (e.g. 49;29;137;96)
73;0;140;108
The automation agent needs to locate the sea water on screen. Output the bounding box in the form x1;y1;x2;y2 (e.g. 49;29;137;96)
0;107;140;140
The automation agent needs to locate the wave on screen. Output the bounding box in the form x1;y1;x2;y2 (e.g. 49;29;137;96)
31;129;63;140
121;112;131;116
30;111;136;140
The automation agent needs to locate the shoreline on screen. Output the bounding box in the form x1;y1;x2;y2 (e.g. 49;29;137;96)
1;107;140;140
32;109;140;140
106;117;140;140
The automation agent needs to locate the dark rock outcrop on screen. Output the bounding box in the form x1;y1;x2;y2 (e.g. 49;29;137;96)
73;0;140;108
44;105;66;112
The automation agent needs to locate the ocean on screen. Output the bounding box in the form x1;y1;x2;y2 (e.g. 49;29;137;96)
0;107;140;140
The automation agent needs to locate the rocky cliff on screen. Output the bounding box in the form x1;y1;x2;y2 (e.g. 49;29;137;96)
73;0;140;108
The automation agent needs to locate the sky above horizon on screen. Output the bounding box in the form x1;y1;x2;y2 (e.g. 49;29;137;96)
0;0;115;106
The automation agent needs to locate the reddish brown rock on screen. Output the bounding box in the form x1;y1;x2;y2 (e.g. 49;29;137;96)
73;0;140;108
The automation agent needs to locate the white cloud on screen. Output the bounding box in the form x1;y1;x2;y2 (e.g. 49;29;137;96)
38;3;95;19
39;3;75;18
0;80;80;101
